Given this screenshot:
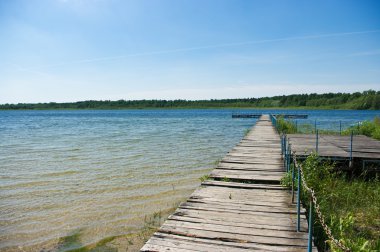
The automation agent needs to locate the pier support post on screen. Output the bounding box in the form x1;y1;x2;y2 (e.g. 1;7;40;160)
281;134;284;156
292;158;295;203
349;131;353;168
284;136;287;169
288;143;292;172
308;198;314;252
316;130;319;154
297;166;301;232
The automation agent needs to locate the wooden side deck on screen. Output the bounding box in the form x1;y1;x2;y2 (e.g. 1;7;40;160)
287;134;380;160
141;115;315;251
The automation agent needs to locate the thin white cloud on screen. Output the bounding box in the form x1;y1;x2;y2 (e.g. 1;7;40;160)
9;63;53;78
11;29;380;72
349;49;380;57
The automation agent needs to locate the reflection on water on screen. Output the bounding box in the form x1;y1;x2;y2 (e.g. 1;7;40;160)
0;109;378;251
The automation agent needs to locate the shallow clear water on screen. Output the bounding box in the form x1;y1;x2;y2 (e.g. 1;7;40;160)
0;109;379;251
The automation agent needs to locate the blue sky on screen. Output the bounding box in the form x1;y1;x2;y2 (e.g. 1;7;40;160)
1;0;380;103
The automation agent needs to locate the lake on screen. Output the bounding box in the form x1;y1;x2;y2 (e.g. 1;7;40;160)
0;109;379;251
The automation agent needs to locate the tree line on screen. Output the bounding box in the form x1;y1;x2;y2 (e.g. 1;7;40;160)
1;90;379;110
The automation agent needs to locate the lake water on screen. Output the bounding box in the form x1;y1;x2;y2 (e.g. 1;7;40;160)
0;109;379;251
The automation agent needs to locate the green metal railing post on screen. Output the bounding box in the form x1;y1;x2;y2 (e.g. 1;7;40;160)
350;131;353;167
281;135;284;155
339;121;342;135
308;198;314;252
274;116;277;130
314;120;317;133
287;143;290;172
287;144;291;172
350;131;353;160
297;165;301;232
316;130;319;154
285;147;288;172
291;158;295;203
284;136;287;169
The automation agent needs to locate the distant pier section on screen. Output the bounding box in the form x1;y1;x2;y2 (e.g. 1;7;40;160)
232;113;308;119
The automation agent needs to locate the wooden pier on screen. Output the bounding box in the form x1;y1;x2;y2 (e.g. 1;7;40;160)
232;113;308;119
141;115;315;251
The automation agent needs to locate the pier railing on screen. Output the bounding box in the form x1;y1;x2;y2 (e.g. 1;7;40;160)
281;131;355;162
288;152;351;252
277;118;366;136
268;112;370;136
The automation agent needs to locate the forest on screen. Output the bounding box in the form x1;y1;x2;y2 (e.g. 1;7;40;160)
1;90;379;110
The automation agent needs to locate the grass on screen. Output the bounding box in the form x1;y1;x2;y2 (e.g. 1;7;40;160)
341;116;380;140
244;128;251;136
199;174;211;182
285;154;380;251
276;116;298;134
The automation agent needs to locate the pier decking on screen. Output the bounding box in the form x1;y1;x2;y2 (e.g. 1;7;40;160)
287;134;380;160
232;113;308;119
141;115;315;251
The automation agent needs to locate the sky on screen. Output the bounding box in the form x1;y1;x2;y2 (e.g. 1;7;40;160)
1;0;380;103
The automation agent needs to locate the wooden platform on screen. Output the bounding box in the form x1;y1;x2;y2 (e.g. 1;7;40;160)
287;134;380;160
141;115;315;251
232;113;308;119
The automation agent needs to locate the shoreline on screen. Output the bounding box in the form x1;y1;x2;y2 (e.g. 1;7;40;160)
0;107;379;111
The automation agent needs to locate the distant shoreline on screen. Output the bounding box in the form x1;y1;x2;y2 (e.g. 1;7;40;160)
0;106;378;111
1;90;379;110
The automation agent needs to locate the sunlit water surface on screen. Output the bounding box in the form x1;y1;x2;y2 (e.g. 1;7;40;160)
0;109;378;251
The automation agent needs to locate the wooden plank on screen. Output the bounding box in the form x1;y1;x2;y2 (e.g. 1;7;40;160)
211;168;285;175
179;204;302;219
201;180;285;190
144;236;270;252
183;200;305;214
162;219;309;239
149;233;313;251
210;171;283;182
218;162;284;169
158;225;309;246
172;208;308;230
221;157;283;165
168;214;304;232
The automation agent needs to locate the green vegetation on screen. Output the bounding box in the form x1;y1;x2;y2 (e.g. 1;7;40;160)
221;176;232;182
244;128;251;136
199;174;211;182
1;90;380;110
276;116;298;134
342;117;380;140
287;154;380;251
